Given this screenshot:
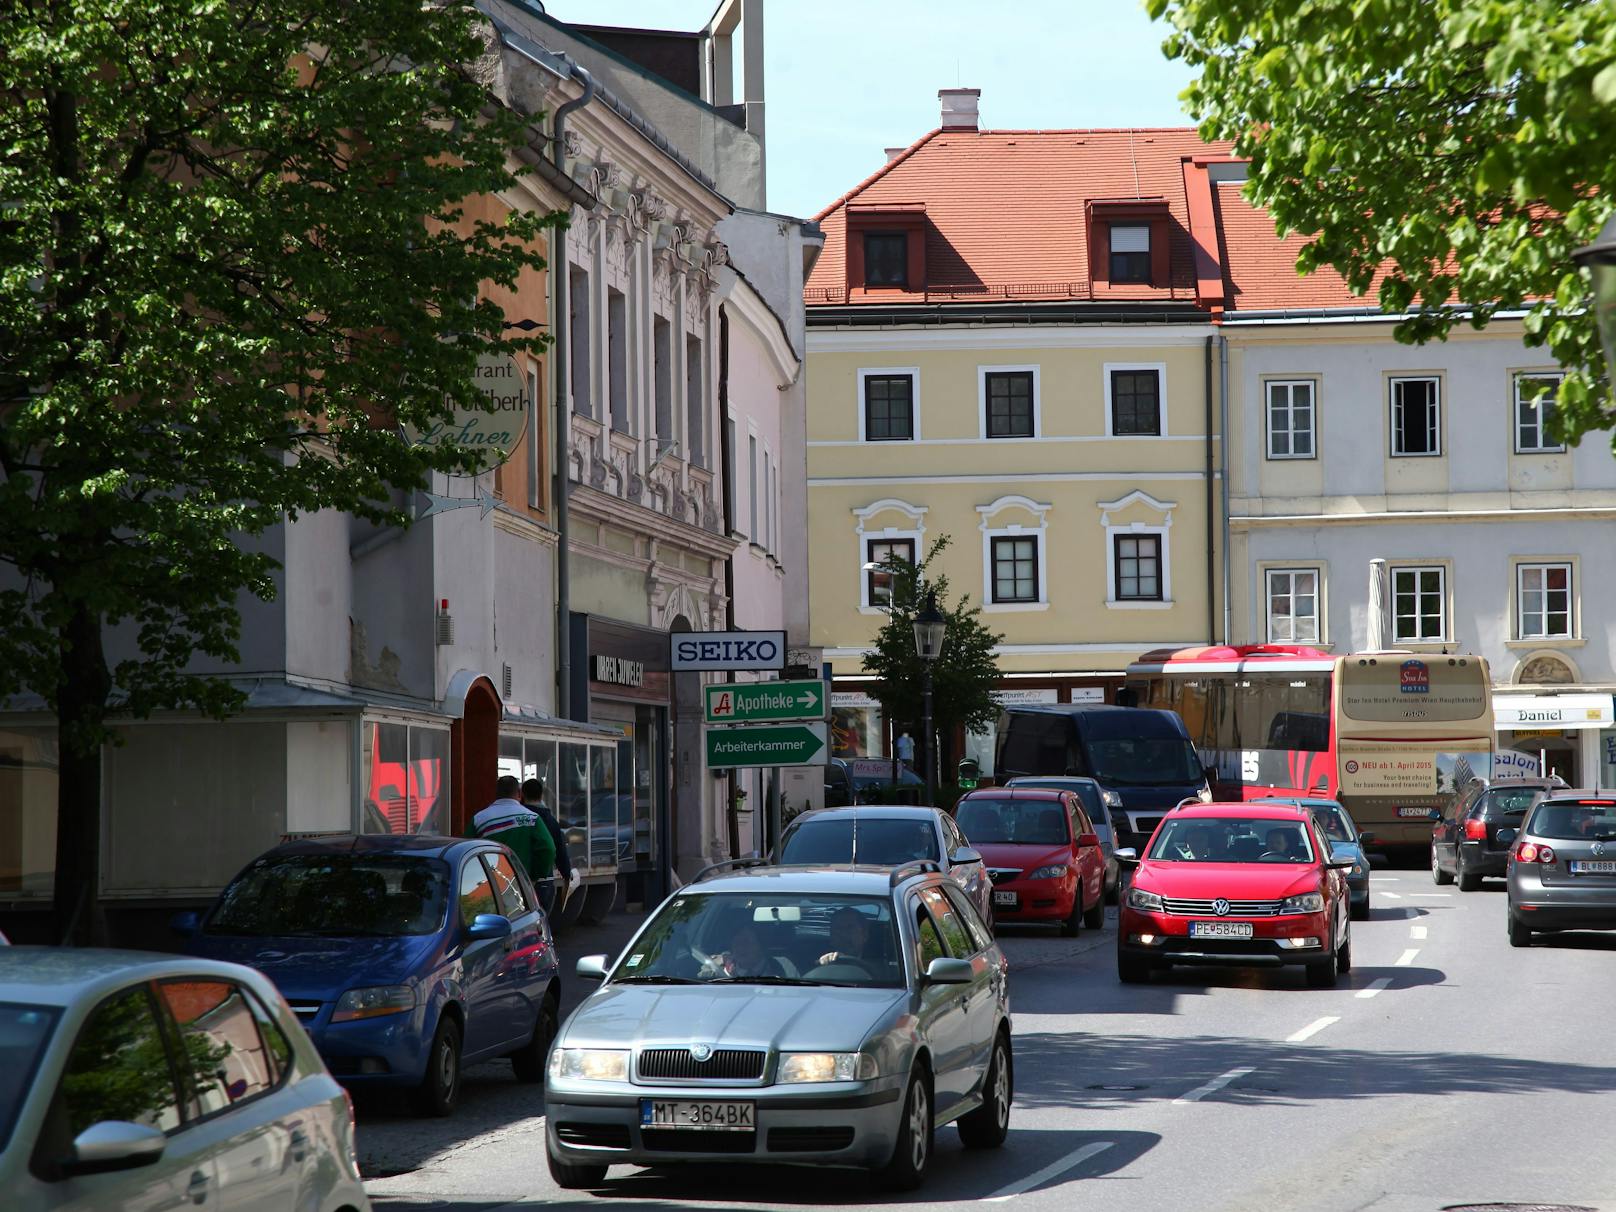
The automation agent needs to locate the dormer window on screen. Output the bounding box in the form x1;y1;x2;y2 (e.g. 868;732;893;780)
863;232;908;287
1109;225;1151;283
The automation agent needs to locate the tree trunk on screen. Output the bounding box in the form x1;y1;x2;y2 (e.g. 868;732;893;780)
53;603;111;946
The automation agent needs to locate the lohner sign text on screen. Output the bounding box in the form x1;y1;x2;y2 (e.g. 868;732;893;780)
405;352;529;469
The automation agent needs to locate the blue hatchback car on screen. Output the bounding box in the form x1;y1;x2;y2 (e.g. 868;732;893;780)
177;833;560;1116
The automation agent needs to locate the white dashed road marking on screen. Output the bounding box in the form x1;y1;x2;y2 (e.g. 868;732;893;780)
1173;1066;1256;1105
1380;891;1403;899
1356;977;1393;999
1411;892;1452;898
985;1141;1115;1201
1410;925;1428;939
1287;1016;1340;1043
1395;948;1420;967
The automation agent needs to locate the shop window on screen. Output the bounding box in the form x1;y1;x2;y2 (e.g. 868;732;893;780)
0;726;58;897
557;742;589;868
363;722;449;835
590;744;619;868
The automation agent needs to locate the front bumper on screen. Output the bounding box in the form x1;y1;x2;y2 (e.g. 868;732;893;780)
296;1005;435;1087
989;877;1076;922
546;1078;906;1168
1119;907;1332;967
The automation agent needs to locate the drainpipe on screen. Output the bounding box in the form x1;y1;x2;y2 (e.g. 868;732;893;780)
550;61;595;720
1218;335;1232;645
1204;336;1216;645
718;309;741;857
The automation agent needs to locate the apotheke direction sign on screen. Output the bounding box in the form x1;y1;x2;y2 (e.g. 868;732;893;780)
704;680;827;725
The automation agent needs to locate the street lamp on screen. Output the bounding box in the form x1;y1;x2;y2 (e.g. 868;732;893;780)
911;590;947;805
1572;213;1616;384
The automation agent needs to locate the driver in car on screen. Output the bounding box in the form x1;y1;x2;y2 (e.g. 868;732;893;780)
1264;827;1301;861
817;907;870;967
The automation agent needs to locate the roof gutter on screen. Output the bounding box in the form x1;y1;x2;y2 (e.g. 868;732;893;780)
1220;306;1532;325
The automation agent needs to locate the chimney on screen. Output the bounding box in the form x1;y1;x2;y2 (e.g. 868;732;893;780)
939;87;981;131
884;147;906;164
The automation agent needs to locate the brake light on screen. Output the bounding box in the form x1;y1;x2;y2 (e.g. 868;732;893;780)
1514;842;1556;864
1463;819;1487;841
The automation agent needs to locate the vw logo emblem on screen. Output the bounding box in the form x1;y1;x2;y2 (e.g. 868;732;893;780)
689;1044;712;1063
1212;898;1231;917
1595;841;1607;858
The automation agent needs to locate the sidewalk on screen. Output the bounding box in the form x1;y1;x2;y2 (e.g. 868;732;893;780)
552;905;649;1021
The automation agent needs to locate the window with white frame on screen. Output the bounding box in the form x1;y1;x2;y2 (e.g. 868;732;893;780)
1265;568;1321;642
1514;373;1565;454
990;536;1040;604
1266;380;1316;459
861;372;916;441
1391;565;1446;641
1114;534;1163;601
1110;368;1162;436
747;433;758;540
984;370;1036;438
1517;562;1572;639
1390;377;1441;456
865;537;915;607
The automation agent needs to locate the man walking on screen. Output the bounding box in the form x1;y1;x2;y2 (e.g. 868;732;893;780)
468;775;555;896
523;777;577;915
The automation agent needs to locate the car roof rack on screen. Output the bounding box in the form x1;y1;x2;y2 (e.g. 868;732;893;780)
691;856;772;884
889;860;943;886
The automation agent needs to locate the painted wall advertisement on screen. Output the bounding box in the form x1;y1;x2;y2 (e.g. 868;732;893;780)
1338;740;1491;797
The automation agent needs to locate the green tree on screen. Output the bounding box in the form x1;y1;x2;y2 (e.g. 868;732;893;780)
1;1;558;942
1150;0;1616;445
861;536;1004;784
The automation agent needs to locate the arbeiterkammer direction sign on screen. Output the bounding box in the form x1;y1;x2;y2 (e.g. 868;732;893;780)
704;723;829;770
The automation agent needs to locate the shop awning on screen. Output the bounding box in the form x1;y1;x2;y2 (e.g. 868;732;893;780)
1494;693;1614;730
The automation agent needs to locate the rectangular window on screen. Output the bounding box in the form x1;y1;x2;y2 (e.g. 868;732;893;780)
863;374;914;441
1109;224;1151;283
1265;568;1321;643
748;433;758;540
1392;565;1446;641
1111;369;1161;436
685;334;705;467
568;267;591;418
608;289;629;433
990;536;1039;604
653;317;673;444
1515;373;1565;454
1114;534;1162;601
1518;562;1572;639
1390;377;1441;456
863;232;907;287
866;537;915;607
1266;380;1316;459
528;365;541;508
985;371;1035;438
723;415;736;532
764;453;774;553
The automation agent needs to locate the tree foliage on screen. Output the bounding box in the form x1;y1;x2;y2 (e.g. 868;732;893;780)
861;536;1004;764
1;0;559;939
1150;0;1616;446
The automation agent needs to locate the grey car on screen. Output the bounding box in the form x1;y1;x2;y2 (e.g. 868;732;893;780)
1005;776;1121;899
1506;792;1616;947
545;861;1012;1191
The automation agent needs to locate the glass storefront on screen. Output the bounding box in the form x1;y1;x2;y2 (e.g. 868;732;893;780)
832;692;884;759
361;720;450;834
0;726;60;897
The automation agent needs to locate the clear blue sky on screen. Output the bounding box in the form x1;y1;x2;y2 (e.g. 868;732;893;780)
540;0;1195;220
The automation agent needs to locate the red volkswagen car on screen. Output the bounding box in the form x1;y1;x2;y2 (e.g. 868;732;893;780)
955;788;1107;935
1116;803;1354;986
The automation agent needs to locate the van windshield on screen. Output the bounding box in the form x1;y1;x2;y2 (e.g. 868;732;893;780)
1087;737;1203;786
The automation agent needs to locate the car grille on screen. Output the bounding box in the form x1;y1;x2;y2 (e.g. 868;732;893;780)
555;1123;631;1150
1160;897;1285;917
988;867;1021;885
637;1048;767;1082
768;1127;855;1152
641;1129;755;1153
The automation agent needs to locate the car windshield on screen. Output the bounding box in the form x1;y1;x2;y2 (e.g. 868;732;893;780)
0;1003;57;1152
614;893;904;988
1488;787;1544;816
956;798;1069;846
206;855;451;937
1087;738;1203;786
1147;817;1317;863
1526;802;1616;841
779;818;939;864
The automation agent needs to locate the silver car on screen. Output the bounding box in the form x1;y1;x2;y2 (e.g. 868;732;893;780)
0;948;369;1212
545;861;1012;1191
1507;793;1616;947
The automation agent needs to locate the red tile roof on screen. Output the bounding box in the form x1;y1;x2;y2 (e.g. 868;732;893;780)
1211;185;1378;312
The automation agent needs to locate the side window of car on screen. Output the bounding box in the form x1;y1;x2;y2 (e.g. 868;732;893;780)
459;856;498;926
1067;795;1093;837
483;851;531;920
921;885;975;957
157;979;280;1118
940;882;994;952
913;902;946;975
242;987;292;1084
942;813;965;855
48;985;184;1142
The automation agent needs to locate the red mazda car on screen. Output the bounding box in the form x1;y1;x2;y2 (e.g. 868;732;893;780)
1116;803;1354;986
955;788;1107;935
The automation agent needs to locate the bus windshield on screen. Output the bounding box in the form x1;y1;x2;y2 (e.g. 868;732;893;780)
1087;737;1203;786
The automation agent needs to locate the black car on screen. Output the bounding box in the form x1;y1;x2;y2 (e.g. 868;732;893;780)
1433;776;1567;891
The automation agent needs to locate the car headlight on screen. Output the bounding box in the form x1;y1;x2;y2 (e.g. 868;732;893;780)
331;985;415;1022
1126;886;1164;911
1026;864;1068;880
777;1052;878;1084
1352;861;1367;876
548;1049;629;1082
1197;785;1214;803
1101;789;1123;808
1280;893;1325;913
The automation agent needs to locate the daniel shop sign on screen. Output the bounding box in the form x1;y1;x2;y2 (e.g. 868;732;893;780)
403;351;528;469
1493;693;1614;730
670;630;787;672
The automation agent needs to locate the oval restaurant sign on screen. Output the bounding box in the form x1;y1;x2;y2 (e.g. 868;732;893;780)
403;352;528;469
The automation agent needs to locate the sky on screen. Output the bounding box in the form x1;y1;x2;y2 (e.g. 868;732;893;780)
540;0;1196;220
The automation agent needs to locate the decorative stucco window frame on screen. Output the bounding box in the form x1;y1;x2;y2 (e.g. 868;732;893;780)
977;494;1052;612
854;498;928;613
1098;489;1176;609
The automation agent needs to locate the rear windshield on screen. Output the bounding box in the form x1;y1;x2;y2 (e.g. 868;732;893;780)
1485;787;1545;816
1008;780;1109;822
779;817;939;865
206;855;452;937
1525;802;1616;841
956;799;1070;846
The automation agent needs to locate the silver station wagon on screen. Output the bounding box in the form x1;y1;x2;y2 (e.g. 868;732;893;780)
545;861;1013;1191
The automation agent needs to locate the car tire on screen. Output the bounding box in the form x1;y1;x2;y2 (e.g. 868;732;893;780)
1350;895;1370;922
1508;910;1534;948
1117;951;1151;984
875;1068;932;1191
1457;861;1482;892
547;1138;608;1190
1059;896;1081;937
511;993;559;1084
1431;847;1454;886
1082;887;1105;930
413;1015;463;1118
958;1034;1012;1149
1335;924;1352;974
1305;936;1339;988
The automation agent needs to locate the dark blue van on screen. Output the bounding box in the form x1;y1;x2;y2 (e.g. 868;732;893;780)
994;705;1211;852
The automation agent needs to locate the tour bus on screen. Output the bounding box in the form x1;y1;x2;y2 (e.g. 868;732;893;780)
1125;644;1494;851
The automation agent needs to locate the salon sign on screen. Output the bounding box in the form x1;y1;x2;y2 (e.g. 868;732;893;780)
403;352;528;469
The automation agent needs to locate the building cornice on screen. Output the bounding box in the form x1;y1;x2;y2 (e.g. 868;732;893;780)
807;324;1218;353
1232;505;1616;528
569;483;740;559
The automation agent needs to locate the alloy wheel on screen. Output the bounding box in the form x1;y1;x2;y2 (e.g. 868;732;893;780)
993;1045;1010;1130
909;1080;929;1172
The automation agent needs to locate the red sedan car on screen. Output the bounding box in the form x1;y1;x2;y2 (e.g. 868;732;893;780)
1116;803;1354;986
955;788;1107;935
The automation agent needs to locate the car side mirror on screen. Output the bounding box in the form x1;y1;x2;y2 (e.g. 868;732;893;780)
1076;833;1100;849
1327;858;1357;871
1357;831;1376;845
1114;847;1140;866
922;957;973;985
465;913;512;941
949;847;982;866
575;954;610;981
168;910;201;938
62;1121;167;1177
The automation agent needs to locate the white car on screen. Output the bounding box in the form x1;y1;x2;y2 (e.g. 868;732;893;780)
0;948;370;1212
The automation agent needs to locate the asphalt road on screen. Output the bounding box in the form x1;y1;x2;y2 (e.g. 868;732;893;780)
362;869;1616;1211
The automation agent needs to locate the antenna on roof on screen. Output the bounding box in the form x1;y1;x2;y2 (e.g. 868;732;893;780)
851;809;859;869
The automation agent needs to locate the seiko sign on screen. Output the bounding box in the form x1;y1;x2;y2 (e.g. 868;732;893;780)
592;655;644;687
670;630;787;672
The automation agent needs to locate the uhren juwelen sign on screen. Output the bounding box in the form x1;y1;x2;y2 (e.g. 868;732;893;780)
403;352;528;469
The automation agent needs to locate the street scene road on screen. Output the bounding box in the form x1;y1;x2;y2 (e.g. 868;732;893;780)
361;869;1616;1212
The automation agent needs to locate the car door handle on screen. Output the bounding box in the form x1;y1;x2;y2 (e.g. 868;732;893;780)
187;1170;210;1205
290;1129;309;1164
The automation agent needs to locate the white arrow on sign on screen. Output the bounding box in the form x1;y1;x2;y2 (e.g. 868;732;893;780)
420;491;499;520
797;687;820;711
